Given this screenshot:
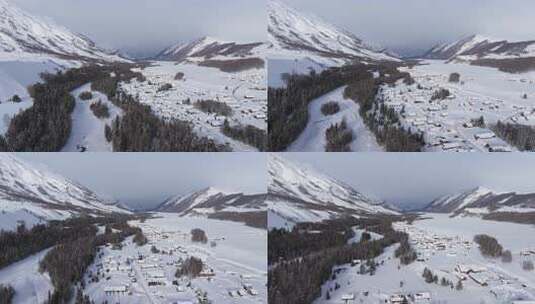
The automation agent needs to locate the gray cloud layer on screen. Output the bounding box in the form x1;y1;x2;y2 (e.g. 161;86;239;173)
18;153;267;210
283;153;535;210
284;0;535;56
11;0;266;57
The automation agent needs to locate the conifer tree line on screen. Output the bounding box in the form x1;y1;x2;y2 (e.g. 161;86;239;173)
0;215;147;304
268;216;415;304
0;63;233;152
268;62;424;152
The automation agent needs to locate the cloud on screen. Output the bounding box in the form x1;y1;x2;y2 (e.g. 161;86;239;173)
11;0;267;56
282;0;535;56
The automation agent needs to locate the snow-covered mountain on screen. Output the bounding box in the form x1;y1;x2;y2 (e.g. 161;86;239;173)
0;154;127;230
424;186;535;215
154;187;267;216
267;0;399;65
424;34;535;62
155;36;267;62
268;155;398;224
0;0;124;63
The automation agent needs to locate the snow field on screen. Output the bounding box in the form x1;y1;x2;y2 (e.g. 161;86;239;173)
287;86;383;152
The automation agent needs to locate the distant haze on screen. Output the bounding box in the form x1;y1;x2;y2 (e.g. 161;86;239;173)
283;0;535;57
17;153;267;210
282;153;535;210
11;0;267;58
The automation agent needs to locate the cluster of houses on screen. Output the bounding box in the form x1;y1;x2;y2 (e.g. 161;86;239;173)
119;62;267;148
378;72;532;152
338;291;432;303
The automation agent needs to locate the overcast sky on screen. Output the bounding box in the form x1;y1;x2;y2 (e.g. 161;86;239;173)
18;153;267;210
11;0;266;57
282;153;535;210
284;0;535;56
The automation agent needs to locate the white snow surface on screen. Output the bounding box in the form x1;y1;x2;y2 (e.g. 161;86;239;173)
0;0;124;63
268;154;397;225
119;61;266;151
430;34;535;61
379;60;535;152
287;86;383;152
158;36;268;62
0;153;127;231
267;0;399;66
0;247;54;304
0;60;67;135
61;83;123;152
314;213;535;304
84;214;266;304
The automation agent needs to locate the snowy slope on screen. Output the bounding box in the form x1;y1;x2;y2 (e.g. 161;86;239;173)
0;0;124;63
268;0;399;65
156;36;267;62
424;186;535;215
154;187;267;215
268;154;398;224
0;154;128;230
424;34;535;61
286;86;383;152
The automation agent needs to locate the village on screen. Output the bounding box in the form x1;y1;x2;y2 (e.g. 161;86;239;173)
83;215;267;304
313;215;535;304
378;60;535;152
120;61;267;151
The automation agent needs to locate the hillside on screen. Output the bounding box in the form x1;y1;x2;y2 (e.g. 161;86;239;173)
0;154;127;230
268;155;398;225
267;0;399;66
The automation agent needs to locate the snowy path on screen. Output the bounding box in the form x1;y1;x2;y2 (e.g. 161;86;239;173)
287;86;383;152
61;83;123;152
0;247;54;304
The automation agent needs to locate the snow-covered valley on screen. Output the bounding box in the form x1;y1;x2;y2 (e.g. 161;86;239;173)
81;214;267;304
61;83;123;152
379;60;535;152
314;214;535;304
120;61;267;151
286;86;383;152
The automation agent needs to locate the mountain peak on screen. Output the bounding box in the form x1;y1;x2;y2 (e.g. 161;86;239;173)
268;0;399;65
0;0;124;63
268;155;398;224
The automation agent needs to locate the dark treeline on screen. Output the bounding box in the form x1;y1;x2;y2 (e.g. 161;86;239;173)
471;58;535;73
483;211;535;225
40;237;97;304
91;71;229;152
474;234;503;257
493;121;535;151
175;257;204;278
222;120;267;151
1;65;112;151
395;238;417;265
194;99;233;116
207;211;267;229
320;101;340;116
344;68;424;152
38;217;143;303
268;65;374;151
0;62;230;152
191;228;208;243
0;284;15;304
89;100;110;119
268;217;357;264
0;219;97;270
268;216;410;304
199;58;265;73
268;61;424;152
325;119;353;152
